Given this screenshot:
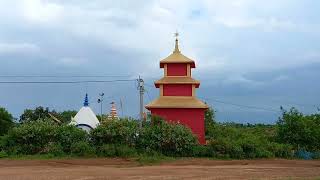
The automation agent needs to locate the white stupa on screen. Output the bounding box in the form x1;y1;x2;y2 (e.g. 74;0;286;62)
70;93;100;132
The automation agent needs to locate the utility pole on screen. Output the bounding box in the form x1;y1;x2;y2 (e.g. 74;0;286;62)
138;76;144;128
97;92;104;121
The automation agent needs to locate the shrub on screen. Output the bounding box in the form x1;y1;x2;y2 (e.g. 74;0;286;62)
2;120;89;155
0;151;8;158
90;119;139;146
98;144;117;157
3;120;57;154
207;139;244;158
312;152;320;159
276;108;320;151
55;125;88;153
191;145;211;157
137;118;198;156
115;144;137;158
267;142;293;158
46;142;64;156
70;141;95;157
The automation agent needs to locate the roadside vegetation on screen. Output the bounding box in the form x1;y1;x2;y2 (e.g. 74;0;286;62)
0;106;319;160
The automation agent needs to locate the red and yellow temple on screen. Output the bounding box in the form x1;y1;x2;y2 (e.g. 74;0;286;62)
146;34;208;144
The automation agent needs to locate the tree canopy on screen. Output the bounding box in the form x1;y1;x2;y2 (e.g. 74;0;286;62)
0;107;14;135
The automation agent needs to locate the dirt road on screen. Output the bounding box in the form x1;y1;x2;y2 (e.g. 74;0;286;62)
0;158;319;180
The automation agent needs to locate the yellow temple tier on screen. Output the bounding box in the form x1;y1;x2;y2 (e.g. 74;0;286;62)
160;39;195;68
155;77;200;88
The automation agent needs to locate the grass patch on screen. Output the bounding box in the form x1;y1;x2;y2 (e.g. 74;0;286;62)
2;154;73;160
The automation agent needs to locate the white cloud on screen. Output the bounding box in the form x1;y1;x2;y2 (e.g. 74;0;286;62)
0;0;319;78
21;0;63;24
0;43;40;54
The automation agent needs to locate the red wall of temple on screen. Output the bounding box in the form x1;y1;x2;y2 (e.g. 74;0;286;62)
163;84;192;96
167;63;187;76
150;108;206;144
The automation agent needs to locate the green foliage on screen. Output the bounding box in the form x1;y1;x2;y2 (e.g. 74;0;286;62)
90;119;139;146
98;144;117;157
97;144;137;157
0;150;8;158
55;110;77;124
46;143;65;156
137;116;197;156
191;145;211;157
0;107;15;135
205;106;216;136
267;142;293;158
2;120;88;155
19;106;77;124
70;141;95;157
4;120;57;154
4;106;319;160
116;144;137;157
276;107;320;151
55;125;88;152
20;106;51;123
204;122;294;159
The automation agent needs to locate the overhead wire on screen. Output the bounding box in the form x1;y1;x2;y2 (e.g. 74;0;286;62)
0;79;136;84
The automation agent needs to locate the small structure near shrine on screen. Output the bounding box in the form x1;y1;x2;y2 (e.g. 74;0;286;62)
145;34;208;144
107;101;119;120
70;93;100;132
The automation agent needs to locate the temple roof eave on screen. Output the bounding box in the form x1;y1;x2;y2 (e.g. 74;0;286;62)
159;52;196;68
154;77;200;88
145;96;208;109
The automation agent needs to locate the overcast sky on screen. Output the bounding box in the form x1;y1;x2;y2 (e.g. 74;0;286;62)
0;0;319;123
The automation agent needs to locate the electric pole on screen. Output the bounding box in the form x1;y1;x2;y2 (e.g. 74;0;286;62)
138;76;144;128
97;92;104;121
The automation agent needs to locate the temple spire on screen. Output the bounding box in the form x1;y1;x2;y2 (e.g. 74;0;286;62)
83;93;89;107
174;31;180;53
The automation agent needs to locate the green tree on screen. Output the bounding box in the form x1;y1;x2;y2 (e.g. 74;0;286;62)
20;106;50;123
56;110;77;124
0;107;14;135
205;106;216;135
276;107;320;151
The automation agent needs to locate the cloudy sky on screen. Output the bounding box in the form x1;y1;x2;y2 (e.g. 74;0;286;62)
0;0;319;123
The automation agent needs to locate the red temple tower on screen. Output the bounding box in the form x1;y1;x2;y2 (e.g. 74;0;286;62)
145;34;208;144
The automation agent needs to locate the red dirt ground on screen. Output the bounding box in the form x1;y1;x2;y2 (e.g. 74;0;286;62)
0;158;319;180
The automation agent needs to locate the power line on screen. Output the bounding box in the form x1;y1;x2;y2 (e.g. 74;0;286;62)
0;79;136;84
0;75;134;78
202;97;280;113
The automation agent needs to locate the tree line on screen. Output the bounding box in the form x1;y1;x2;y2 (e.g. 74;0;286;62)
0;106;319;159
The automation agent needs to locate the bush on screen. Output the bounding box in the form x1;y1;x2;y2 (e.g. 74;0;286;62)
207;139;244;158
90;119;139;146
97;144;117;157
46;143;64;156
276;108;320;151
97;144;137;158
70;141;95;157
0;151;8;158
137;118;198;156
191;145;211;157
55;125;88;153
116;144;137;158
2;120;89;155
267;142;293;158
3;120;57;154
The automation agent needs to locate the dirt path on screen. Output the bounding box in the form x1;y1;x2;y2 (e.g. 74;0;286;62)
0;158;319;180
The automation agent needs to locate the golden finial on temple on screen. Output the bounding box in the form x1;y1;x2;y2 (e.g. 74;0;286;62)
174;31;180;53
